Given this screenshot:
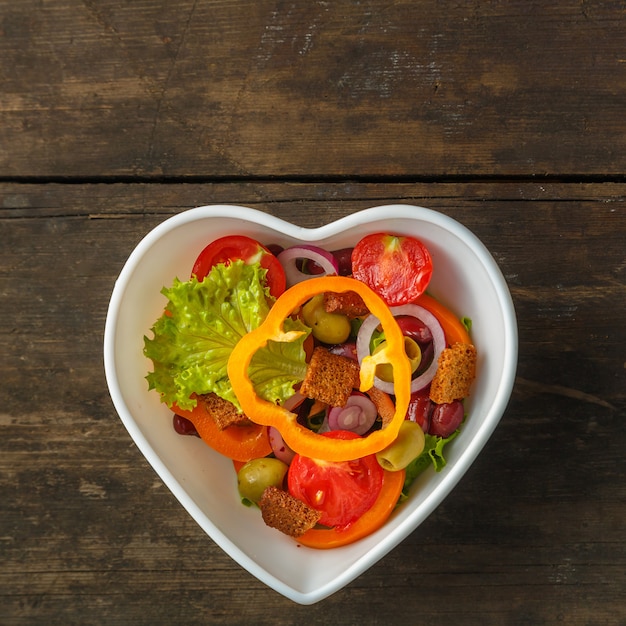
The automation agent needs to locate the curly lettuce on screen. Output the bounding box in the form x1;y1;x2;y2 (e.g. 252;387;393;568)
144;260;309;412
399;430;459;502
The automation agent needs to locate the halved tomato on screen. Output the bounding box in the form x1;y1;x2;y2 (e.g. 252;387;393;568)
351;233;433;306
191;235;286;298
287;430;384;530
296;468;405;549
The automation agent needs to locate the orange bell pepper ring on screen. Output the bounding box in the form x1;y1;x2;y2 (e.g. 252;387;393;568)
227;276;412;462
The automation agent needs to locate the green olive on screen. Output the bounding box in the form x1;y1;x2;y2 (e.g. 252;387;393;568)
302;294;351;344
376;420;426;471
373;337;422;382
237;458;289;504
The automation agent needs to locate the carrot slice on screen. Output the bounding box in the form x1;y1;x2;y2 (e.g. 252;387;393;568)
295;468;406;549
173;402;272;462
415;293;472;346
232;459;246;474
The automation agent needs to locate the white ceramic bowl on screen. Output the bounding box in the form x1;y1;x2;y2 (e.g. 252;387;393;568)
104;204;517;604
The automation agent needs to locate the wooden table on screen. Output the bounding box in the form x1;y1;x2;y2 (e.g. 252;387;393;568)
2;1;624;623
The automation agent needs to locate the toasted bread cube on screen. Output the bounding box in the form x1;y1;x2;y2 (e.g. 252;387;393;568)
429;343;477;404
197;393;250;430
299;346;360;407
259;486;321;538
323;290;369;318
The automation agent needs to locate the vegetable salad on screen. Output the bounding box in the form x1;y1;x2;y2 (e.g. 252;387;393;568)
144;233;476;548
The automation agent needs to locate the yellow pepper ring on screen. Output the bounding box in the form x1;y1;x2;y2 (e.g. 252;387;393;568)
227;276;412;462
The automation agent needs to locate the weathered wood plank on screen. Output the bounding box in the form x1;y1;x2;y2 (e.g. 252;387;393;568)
1;180;625;217
1;1;625;178
1;184;624;624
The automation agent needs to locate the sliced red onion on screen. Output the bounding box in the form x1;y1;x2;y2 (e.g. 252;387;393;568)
268;426;296;464
277;245;339;287
327;394;378;435
282;391;306;412
356;304;446;394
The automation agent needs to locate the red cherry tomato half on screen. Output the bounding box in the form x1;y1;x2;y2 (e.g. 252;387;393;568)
191;235;286;298
351;233;433;306
287;430;384;530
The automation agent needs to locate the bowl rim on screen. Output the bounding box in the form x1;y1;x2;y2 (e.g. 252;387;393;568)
103;203;518;604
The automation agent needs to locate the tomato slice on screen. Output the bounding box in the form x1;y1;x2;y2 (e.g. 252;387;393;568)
296;468;405;549
191;235;286;298
351;233;433;306
287;431;384;530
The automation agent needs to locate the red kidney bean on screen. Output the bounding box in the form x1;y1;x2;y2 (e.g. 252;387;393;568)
395;315;433;346
266;243;284;257
331;248;354;276
406;389;434;433
173;413;200;437
329;341;358;360
429;401;464;438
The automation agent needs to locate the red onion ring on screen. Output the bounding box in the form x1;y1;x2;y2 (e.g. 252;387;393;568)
281;391;306;412
356;304;445;394
277;245;339;287
327;394;378;435
268;426;296;464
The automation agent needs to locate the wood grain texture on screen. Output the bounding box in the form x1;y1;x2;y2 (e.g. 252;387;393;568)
2;0;626;178
1;183;624;625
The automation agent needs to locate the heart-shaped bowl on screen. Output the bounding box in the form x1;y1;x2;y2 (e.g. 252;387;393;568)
104;204;517;604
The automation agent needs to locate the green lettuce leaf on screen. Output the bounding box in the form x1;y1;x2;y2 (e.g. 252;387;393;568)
143;260;309;411
399;430;459;502
461;316;472;333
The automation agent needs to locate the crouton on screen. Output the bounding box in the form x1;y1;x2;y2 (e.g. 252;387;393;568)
366;385;396;428
429;343;477;404
197;392;250;430
259;486;321;538
323;290;369;318
299;346;360;407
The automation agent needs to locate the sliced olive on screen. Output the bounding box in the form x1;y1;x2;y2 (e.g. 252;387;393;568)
237;458;289;504
374;336;422;382
376;420;426;471
302;294;351;344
